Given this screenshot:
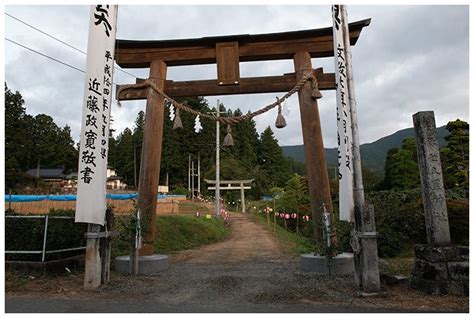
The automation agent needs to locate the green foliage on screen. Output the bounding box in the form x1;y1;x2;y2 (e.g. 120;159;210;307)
113;214;229;256
441;119;469;189
171;185;188;195
5;84;79;186
258;126;291;194
278;174;309;212
381;137;420;190
5;209;87;262
367;189;469;257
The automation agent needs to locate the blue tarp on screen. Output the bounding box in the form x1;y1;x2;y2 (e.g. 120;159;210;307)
106;193;138;200
48;195;77;201
5;195;48;202
5;194;186;202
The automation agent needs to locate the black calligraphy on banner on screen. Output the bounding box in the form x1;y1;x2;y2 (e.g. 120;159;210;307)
332;5;341;31
94;5;112;37
80;166;94;184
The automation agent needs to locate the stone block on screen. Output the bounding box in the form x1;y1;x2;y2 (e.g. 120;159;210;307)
410;276;449;295
458;245;469;260
412;259;448;280
414;244;459;263
115;254;169;275
447;261;469;281
462;280;469;296
380;272;409;286
300;252;354;275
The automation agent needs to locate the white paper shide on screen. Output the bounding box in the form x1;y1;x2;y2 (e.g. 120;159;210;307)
76;5;118;225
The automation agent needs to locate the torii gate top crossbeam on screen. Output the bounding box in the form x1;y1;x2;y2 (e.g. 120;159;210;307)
115;19;370;68
204;179;254;184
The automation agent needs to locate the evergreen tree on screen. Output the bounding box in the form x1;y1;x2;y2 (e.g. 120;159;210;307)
441;119;469;189
114;128;135;186
258;126;291;194
5;83;34;171
381;137;419;190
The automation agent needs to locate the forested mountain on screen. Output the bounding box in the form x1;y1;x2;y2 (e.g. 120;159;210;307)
282;126;449;176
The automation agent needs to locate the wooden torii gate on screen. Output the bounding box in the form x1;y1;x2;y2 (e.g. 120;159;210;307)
205;179;253;213
115;19;370;255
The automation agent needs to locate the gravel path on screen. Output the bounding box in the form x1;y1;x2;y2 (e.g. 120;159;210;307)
5;213;469;313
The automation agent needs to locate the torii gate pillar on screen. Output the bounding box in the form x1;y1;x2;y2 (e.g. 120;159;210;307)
137;60;167;256
294;51;335;243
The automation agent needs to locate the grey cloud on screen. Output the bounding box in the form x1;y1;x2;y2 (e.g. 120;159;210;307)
4;5;469;148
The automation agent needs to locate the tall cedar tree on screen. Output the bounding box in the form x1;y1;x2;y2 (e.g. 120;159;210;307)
381;137;419;190
440;119;469;189
258;126;291;194
5;84;78;173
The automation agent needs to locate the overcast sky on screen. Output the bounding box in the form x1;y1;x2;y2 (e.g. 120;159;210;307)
3;5;470;147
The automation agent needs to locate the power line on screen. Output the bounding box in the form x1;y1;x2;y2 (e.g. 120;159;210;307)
5;37;85;74
5;11;137;80
5;12;86;55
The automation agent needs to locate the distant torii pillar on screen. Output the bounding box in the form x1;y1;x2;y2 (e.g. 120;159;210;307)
205;179;253;213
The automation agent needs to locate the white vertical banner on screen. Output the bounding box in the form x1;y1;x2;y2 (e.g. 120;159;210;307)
76;5;118;225
332;5;354;222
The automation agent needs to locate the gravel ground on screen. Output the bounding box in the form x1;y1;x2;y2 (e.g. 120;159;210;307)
5;213;469;313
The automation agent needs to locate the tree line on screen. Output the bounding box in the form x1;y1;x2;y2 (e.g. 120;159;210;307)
5;82;468;196
379;119;469;192
108;96;304;199
5;84;304;197
5;84;78;189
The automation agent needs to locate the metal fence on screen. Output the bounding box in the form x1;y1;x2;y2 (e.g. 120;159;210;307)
5;215;86;262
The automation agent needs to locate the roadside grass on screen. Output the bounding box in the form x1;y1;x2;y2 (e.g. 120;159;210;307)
113;214;230;257
178;201;211;214
251;212;416;276
249;213;317;255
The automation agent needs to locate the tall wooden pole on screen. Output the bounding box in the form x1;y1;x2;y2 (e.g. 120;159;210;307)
293;51;335;243
215;101;221;217
188;154;191;192
340;5;380;292
197;153;201;195
137;60;167;256
191;161;195;202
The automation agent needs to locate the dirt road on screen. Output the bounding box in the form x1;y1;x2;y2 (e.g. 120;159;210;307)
5;213;469;313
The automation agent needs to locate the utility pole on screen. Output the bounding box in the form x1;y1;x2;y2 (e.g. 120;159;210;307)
133;144;137;188
215;100;221;217
188;154;191;193
191;160;195;202
197;153;201;195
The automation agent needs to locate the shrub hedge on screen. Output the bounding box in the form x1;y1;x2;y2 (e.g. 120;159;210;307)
5;209;87;262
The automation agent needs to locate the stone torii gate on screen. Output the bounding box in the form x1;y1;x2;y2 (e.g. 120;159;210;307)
115;19;370;256
205;179;253;213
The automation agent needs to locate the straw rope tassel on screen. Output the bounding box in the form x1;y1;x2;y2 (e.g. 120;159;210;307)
173;107;183;129
223;124;234;147
275;97;287;129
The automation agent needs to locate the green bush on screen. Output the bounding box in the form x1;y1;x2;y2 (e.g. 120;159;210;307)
112;214;229;257
5;209;87;262
171;185;188;195
367;189;469;257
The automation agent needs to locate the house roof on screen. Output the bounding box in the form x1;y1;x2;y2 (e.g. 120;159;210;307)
26;167;66;179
